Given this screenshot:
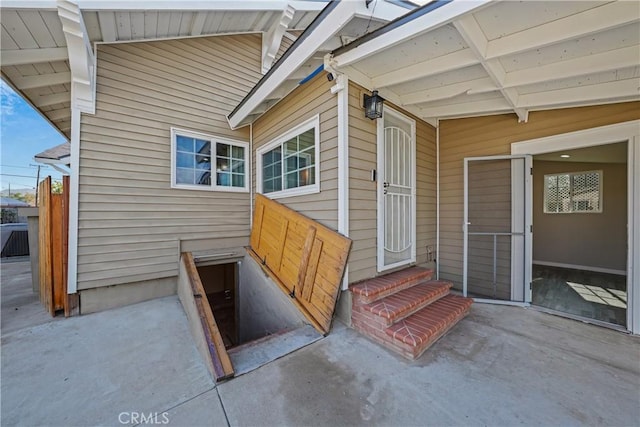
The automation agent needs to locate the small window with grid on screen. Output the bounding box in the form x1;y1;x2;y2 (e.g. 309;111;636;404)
171;128;248;192
544;170;602;213
257;115;320;198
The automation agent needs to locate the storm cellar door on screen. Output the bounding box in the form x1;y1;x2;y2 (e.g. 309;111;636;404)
249;194;352;334
178;194;351;382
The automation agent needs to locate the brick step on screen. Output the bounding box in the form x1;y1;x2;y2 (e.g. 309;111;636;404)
350;267;433;304
359;280;452;327
352;294;473;360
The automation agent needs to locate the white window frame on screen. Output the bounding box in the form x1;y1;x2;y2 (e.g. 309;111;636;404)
256;115;321;199
543;169;603;214
170;127;249;193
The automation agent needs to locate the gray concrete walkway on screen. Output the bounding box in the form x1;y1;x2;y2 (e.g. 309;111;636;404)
2;259;639;426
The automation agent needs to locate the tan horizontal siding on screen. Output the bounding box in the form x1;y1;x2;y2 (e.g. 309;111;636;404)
347;83;377;283
77;34;262;290
439;101;640;289
347;82;437;283
275;36;294;63
252;73;339;229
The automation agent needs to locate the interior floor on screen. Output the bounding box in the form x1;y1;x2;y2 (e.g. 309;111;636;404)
532;264;627;326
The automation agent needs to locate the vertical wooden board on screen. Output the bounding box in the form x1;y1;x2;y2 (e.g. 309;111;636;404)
250;202;264;251
301;238;323;303
274;219;289;272
296;226;317;297
38;177;53;316
51;195;65;311
249;194;352;334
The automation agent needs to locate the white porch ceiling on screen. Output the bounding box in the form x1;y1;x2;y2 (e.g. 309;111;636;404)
329;0;640;124
0;1;333;138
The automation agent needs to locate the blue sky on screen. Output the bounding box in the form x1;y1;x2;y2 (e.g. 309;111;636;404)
0;80;66;194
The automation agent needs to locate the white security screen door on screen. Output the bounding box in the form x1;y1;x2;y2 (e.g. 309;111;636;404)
377;108;416;272
463;155;532;304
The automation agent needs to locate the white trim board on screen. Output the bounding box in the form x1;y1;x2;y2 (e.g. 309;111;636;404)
170;127;250;193
335;74;350;290
511;121;640;155
377;107;417;273
255;114;320;199
66;107;81;294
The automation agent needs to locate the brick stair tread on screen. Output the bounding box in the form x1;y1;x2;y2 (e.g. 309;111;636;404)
385;294;473;347
362;280;452;324
350;267;433;301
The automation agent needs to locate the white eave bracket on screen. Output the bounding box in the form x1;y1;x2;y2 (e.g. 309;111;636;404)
262;5;296;74
57;0;96;114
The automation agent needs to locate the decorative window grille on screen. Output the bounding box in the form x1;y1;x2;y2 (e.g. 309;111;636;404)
544;170;602;213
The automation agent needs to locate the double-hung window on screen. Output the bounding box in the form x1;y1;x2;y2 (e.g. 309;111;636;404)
257;115;320;198
171;128;248;192
544;170;602;213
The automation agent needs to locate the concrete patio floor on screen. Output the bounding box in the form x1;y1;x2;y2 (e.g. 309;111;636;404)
2;259;639;426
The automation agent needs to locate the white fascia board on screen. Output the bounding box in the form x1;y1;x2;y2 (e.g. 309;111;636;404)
83;1;326;11
1;0;326;10
331;0;493;69
33;157;71;174
228;1;361;129
0;1;58;9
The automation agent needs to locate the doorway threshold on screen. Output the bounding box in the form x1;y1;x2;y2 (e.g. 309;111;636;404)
530;305;628;333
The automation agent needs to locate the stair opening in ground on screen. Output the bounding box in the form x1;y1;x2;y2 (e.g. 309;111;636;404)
195;263;238;348
180;250;324;381
179;195;351;381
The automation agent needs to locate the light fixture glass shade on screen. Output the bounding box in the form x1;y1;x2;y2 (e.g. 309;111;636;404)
363;90;384;120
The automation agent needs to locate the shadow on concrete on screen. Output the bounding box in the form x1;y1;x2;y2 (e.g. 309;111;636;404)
2;258;639;426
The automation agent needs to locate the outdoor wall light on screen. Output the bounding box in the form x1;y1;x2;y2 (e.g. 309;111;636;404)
363;90;384;120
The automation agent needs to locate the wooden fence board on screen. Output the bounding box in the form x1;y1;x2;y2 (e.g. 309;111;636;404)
38;177;53;315
38;176;73;316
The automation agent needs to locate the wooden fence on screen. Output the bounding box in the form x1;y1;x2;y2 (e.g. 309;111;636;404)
38;176;77;316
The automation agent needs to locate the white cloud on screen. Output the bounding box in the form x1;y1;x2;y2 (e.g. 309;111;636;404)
1;80;21;117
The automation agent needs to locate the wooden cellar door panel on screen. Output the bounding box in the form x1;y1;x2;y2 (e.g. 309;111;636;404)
250;194;352;334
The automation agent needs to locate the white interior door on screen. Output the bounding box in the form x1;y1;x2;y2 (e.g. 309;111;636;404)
463;155;532;304
377;108;416;272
